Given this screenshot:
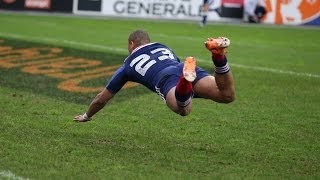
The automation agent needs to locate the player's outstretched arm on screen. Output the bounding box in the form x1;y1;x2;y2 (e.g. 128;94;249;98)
73;88;115;122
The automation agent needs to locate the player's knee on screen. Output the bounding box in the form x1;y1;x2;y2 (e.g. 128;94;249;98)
175;106;191;116
222;92;235;103
224;96;235;103
178;109;190;116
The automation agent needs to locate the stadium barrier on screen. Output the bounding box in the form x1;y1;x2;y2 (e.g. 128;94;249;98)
0;0;73;12
73;0;244;22
73;0;320;26
0;0;319;25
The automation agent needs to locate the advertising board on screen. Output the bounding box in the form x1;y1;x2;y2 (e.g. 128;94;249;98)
263;0;320;25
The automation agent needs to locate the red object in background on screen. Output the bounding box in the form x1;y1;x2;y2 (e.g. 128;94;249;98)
24;0;51;9
222;0;244;7
220;0;244;18
3;0;16;4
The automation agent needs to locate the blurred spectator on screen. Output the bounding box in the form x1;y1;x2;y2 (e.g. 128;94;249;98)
199;0;221;27
200;0;212;27
243;0;266;23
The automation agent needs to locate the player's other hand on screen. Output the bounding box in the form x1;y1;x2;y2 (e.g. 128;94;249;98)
73;113;91;123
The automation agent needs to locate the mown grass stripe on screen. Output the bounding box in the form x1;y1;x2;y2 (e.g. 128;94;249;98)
0;31;319;79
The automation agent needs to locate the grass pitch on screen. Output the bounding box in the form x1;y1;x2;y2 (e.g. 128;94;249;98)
0;12;320;179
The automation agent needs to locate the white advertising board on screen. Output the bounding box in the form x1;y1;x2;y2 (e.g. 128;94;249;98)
101;0;214;20
74;0;319;25
74;0;228;21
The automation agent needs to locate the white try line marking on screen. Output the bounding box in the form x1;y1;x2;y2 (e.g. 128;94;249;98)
0;170;29;180
0;32;319;79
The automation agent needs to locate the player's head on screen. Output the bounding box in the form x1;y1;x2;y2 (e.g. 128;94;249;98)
128;30;151;54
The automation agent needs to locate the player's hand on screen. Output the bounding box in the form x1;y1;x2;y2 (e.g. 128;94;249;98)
73;113;91;123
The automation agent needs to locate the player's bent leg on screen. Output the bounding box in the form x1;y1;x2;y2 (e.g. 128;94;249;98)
166;87;192;116
193;75;235;103
165;57;196;116
199;36;235;103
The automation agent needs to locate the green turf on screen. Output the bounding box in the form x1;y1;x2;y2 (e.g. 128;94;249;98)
0;12;320;179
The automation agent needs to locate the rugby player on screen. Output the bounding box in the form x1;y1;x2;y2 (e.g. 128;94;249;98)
74;30;235;122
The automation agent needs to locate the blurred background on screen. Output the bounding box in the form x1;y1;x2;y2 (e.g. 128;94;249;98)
0;0;319;26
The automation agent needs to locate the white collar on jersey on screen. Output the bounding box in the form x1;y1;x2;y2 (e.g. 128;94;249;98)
124;42;157;63
130;42;156;55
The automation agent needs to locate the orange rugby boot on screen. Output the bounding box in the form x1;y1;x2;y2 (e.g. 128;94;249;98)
183;56;197;82
204;37;230;56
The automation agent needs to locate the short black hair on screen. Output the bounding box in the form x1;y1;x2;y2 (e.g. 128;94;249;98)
128;30;151;47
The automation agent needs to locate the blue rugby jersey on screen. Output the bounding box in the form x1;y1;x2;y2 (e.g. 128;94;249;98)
106;43;181;94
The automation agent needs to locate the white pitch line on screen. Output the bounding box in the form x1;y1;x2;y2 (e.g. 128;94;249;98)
195;58;320;79
0;170;29;180
0;32;319;79
0;32;126;53
230;63;320;78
